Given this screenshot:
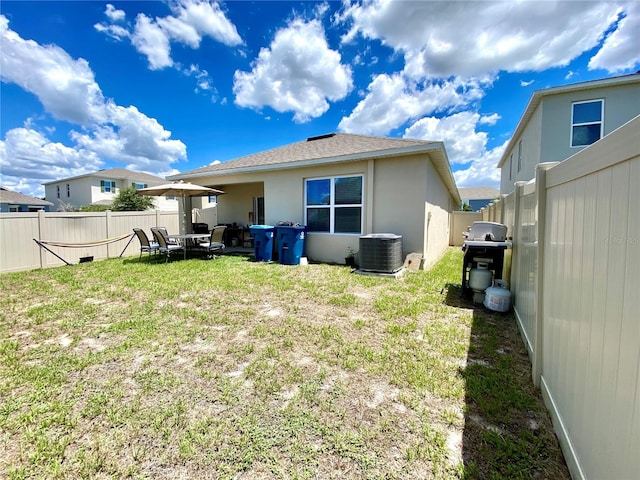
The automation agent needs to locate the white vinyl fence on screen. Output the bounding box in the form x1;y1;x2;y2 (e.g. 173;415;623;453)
0;210;179;273
479;116;639;480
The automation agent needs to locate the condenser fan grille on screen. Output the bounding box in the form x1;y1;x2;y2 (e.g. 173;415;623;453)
359;234;403;273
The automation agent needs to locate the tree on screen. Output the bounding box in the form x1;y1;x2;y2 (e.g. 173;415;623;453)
461;203;474;212
111;186;155;211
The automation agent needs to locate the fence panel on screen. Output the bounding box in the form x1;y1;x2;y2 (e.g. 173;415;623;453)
541;117;639;480
449;211;482;246
513;182;538;359
0;210;179;273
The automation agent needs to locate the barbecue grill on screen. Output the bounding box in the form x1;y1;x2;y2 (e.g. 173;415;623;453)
462;222;511;300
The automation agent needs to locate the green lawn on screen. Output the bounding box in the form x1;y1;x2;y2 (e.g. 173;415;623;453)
0;248;569;479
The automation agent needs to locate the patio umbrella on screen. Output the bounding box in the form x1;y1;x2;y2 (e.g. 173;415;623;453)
136;181;224;234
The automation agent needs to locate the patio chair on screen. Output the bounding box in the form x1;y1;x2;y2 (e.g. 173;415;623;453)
192;225;226;259
155;226;180;245
133;228;159;259
151;228;184;262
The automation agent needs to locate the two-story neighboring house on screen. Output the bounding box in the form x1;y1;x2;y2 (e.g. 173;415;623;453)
43;168;178;211
498;73;640;194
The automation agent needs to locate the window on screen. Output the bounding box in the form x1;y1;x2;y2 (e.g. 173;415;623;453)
517;140;522;172
571;99;603;147
56;185;60;199
132;182;148;189
208;195;217;203
66;184;70;197
305;175;363;234
100;180;116;193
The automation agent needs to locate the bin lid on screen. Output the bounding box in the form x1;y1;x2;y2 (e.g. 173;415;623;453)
249;225;274;230
276;224;306;230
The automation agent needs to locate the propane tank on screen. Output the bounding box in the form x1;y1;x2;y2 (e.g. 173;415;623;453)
484;280;512;312
469;262;491;292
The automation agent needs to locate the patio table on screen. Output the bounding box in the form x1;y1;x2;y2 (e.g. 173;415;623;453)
168;233;211;259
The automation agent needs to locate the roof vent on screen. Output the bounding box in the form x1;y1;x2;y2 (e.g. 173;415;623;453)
306;133;336;142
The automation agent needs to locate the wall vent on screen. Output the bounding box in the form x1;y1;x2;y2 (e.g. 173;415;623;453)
359;234;403;273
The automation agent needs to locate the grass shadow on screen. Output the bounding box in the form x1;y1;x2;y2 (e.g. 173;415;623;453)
444;283;570;479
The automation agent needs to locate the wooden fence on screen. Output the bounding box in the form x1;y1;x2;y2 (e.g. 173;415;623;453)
478;116;639;480
0;210;179;273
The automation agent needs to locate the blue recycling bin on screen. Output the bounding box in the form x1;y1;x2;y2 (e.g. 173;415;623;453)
276;225;307;265
249;225;275;261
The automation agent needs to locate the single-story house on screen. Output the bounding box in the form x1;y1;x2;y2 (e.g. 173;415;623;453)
0;187;53;212
170;133;461;268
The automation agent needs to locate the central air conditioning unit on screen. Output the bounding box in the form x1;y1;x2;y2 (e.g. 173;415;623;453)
359;233;403;273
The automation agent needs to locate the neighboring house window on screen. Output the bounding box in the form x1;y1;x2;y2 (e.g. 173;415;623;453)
208;195;217;203
132;182;148;189
305;175;363;234
9;205;19;212
571;99;603;147
100;180;116;193
66;184;70;197
56;185;60;199
517;140;522;172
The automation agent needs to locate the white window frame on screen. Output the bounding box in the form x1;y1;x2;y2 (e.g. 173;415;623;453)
571;99;604;148
304;174;364;235
100;180;117;193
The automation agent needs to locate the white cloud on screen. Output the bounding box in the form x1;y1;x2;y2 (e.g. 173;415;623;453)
105;4;126;22
1;15;106;126
341;0;634;78
338;74;488;135
171;0;242;47
403;112;506;188
70;103;187;171
520;80;534;87
132;13;173;70
0;127;103;197
0;16;187;195
233;18;353;122
96;0;241;70
588;3;640;73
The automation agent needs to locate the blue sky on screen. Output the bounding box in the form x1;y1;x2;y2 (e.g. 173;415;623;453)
1;1;639;199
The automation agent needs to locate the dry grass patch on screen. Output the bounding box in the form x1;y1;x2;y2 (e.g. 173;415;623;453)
0;249;569;479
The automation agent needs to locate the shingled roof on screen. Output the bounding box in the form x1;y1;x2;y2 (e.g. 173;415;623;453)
174;133;434;176
171;132;460;203
0;187;53;206
42;168;165;185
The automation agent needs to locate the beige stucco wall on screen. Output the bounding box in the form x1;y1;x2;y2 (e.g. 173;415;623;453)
191;152;456;266
424;158;455;267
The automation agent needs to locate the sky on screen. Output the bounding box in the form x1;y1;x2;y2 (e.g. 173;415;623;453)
1;1;639;199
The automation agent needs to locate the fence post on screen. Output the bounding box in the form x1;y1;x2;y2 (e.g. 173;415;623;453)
533;162;557;388
499;194;507;225
510;182;526;297
37;210;46;269
105;210;112;258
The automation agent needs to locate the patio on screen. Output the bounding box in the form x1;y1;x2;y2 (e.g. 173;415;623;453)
0;248;569;479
